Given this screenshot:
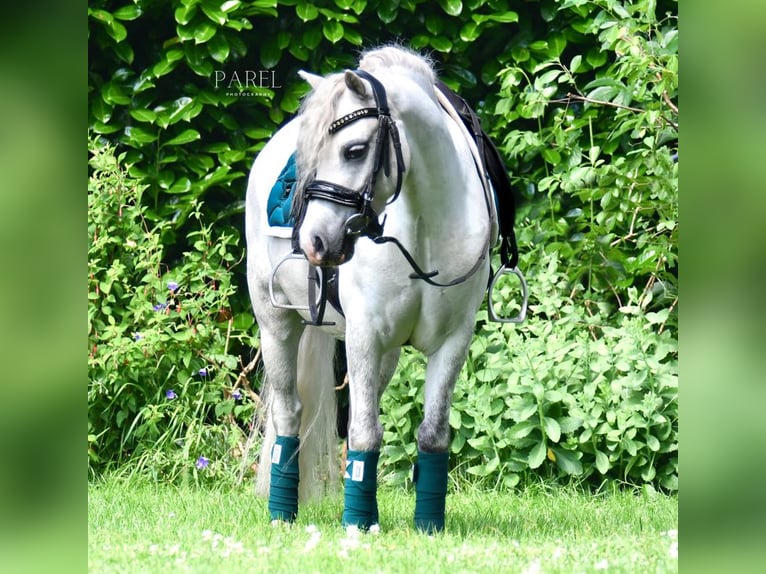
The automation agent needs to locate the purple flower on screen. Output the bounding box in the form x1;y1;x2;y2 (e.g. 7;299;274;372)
153;302;167;312
166;389;177;400
196;456;209;470
133;332;142;341
232;389;242;400
198;367;208;377
167;281;179;291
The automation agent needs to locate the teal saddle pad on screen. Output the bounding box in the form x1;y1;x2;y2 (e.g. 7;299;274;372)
267;153;297;228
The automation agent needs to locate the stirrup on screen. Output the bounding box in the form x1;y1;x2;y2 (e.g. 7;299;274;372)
268;251;335;326
487;265;528;323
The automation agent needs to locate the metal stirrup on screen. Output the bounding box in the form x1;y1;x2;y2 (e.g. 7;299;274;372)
487;265;528;323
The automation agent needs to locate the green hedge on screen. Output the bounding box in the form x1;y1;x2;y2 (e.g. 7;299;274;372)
88;0;677;489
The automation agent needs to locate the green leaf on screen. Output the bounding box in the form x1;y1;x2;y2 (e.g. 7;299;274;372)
595;450;610;474
430;36;453;53
508;420;536;440
103;18;128;42
92;121;121;135
102;82;131;106
184;43;214;76
377;3;397;23
351;0;367;15
303;25;322;49
542;147;561;165
175;4;197;25
323;20;344;43
296;2;318;21
344;27;363;46
528;440;547;469
168;177;192;194
473;11;518;24
207;32;230;62
200;0;227;25
194;21;217;44
439;0;462;17
449;408;462;429
543;417;561;443
570;54;582;73
164;129;201;146
91;97;112;123
509;400;537;421
260;37;281;69
124;125;157;144
129;109;156;122
460;22;480;42
244;127;274;139
221;0;241;11
166;96;195;125
154;55;181;78
467;435;491;451
113;5;142;20
550;446;583;475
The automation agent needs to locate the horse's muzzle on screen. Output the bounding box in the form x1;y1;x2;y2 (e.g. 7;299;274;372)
301;229;356;267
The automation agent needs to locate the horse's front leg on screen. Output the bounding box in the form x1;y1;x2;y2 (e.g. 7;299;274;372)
415;328;474;533
342;344;399;529
258;317;304;523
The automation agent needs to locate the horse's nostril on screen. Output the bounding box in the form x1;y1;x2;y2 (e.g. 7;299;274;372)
312;234;325;255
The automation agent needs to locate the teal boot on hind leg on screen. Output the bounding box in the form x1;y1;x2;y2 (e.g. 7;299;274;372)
413;451;449;534
268;435;300;522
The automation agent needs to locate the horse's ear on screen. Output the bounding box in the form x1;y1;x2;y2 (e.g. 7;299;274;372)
344;70;367;97
298;70;324;89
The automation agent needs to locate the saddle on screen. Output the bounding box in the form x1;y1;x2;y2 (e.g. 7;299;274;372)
435;80;519;269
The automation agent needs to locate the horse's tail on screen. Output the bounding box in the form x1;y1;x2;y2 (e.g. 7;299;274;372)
255;327;340;502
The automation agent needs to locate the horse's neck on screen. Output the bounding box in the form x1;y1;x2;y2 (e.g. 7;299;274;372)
394;107;487;243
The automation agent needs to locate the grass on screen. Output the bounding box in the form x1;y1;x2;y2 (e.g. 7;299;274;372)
88;478;677;573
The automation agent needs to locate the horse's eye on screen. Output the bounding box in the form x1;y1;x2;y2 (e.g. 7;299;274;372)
343;143;368;161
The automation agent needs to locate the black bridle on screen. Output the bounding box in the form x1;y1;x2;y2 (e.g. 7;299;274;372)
302;69;405;240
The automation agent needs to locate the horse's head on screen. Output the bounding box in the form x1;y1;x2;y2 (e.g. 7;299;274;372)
294;69;406;267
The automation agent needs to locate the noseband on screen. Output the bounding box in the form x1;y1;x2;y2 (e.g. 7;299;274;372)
302;69;405;239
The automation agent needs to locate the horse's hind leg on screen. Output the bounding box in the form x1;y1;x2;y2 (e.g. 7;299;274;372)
415;329;474;533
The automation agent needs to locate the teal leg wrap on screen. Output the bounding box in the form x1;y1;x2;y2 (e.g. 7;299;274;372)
413;451;449;533
268;435;300;522
341;450;380;529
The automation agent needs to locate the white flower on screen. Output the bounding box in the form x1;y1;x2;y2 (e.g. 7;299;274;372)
595;558;609;570
521;559;541;574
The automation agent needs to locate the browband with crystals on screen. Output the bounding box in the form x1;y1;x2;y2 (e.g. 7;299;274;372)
328;107;379;134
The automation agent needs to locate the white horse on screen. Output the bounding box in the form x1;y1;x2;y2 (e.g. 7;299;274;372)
245;46;498;533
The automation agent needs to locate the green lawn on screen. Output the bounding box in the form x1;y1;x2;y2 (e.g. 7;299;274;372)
88;479;677;573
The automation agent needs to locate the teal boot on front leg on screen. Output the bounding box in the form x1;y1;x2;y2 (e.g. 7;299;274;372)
268;435;300;522
413;451;449;534
341;450;380;530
